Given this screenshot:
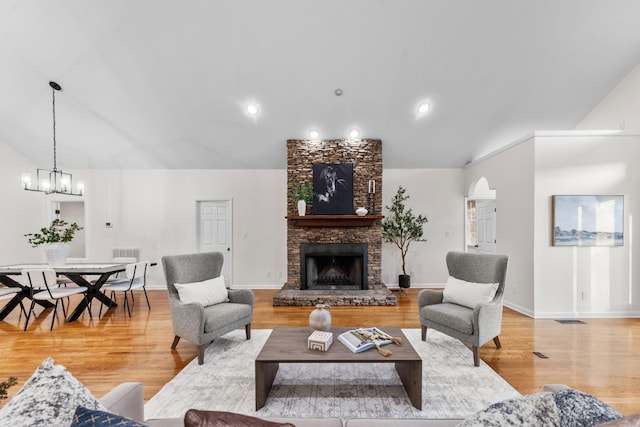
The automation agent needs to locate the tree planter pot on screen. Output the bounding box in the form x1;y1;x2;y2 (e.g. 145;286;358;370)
44;243;70;266
399;274;411;289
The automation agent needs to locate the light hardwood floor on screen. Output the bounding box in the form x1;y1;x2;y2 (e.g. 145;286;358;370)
0;289;638;414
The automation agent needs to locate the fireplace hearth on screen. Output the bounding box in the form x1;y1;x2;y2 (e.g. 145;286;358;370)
301;243;367;290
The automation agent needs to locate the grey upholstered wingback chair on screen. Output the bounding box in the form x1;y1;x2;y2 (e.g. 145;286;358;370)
418;251;509;367
162;252;254;365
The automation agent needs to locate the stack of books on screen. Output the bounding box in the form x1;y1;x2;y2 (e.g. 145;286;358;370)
337;327;393;353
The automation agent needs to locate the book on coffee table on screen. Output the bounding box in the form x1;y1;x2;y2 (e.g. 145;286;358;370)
337;327;393;353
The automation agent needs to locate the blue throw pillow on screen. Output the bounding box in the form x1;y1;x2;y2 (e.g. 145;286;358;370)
553;389;622;427
71;406;148;427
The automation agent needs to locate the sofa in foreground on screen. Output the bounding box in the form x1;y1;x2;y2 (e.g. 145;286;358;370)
0;358;637;427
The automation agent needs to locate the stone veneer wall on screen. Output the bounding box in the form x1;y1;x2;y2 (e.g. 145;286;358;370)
274;139;396;306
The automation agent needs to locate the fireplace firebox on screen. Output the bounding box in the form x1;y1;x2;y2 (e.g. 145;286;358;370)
300;243;368;290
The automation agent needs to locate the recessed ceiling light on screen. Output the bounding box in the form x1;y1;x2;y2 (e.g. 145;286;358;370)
309;129;319;139
349;128;360;138
418;102;430;114
246;104;259;115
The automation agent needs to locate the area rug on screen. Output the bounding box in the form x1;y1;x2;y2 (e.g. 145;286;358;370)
144;329;519;420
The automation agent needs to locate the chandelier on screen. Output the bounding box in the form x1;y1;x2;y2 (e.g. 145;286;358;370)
21;81;84;196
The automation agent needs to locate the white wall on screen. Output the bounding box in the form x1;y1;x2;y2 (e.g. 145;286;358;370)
2;159;467;290
0;141;49;264
534;134;640;318
382;169;466;287
72;169;288;289
464;139;536;316
577;62;640;133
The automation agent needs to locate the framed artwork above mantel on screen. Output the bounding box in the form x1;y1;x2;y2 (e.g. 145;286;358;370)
551;195;624;247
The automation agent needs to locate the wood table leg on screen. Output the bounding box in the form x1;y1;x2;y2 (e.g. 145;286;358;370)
395;360;422;410
255;361;279;410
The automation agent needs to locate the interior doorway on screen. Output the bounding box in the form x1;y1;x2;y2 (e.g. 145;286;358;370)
52;201;86;258
197;200;233;287
465;177;496;254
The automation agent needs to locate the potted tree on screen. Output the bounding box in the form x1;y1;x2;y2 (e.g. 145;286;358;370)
25;218;83;266
289;182;314;216
382;186;428;289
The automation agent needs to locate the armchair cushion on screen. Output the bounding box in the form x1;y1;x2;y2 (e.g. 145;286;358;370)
174;276;229;307
422;303;474;335
203;303;253;333
442;276;498;309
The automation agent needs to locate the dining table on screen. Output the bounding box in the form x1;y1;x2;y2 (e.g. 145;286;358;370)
0;263;129;322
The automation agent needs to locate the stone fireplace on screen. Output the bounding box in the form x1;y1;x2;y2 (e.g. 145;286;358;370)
273;139;396;306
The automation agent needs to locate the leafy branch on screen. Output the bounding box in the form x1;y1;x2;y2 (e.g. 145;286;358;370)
24;219;83;247
289;182;315;203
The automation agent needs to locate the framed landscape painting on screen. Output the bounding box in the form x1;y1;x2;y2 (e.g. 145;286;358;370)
552;195;624;246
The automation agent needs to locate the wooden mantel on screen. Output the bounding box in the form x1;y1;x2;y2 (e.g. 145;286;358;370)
287;215;384;227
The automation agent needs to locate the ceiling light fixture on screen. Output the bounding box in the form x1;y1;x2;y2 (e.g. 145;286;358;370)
246;103;259;115
308;129;319;139
349;128;360;139
22;81;84;196
418;102;430;114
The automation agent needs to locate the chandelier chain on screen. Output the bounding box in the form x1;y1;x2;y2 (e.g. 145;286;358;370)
52;84;57;171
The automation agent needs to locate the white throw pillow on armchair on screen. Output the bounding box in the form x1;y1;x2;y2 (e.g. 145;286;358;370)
442;276;499;309
174;276;229;307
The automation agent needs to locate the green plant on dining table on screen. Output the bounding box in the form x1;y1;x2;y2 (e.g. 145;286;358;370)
24;218;83;247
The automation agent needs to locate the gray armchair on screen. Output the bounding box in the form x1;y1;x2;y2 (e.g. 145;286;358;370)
162;252;254;365
418;251;508;367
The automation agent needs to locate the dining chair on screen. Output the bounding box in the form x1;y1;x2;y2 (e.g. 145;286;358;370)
99;261;151;317
22;268;92;331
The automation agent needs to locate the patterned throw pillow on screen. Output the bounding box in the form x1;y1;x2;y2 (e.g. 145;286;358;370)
0;358;108;426
458;392;561;427
71;406;147;427
553;389;622;427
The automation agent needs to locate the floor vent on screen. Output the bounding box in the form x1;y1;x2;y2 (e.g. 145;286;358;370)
554;319;586;324
112;248;140;261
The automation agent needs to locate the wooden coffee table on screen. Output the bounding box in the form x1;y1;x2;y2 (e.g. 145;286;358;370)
255;326;422;410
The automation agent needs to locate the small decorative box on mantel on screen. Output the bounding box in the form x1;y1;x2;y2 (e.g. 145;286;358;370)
308;330;333;351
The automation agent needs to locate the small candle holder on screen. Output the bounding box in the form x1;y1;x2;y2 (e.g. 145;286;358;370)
367;192;375;215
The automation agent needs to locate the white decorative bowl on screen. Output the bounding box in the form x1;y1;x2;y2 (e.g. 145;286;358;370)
355;207;368;216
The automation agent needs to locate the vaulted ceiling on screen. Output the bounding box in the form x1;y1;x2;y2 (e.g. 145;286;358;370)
1;1;640;169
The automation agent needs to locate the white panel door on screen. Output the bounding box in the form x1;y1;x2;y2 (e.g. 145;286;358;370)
197;200;232;287
476;199;496;253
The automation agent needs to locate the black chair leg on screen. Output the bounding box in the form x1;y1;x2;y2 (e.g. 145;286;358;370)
49;300;59;331
142;288;151;309
421;326;427;341
493;336;502;349
245;323;251;340
123;292;132;317
23;300;36;331
472;346;480;367
171;335;180;349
